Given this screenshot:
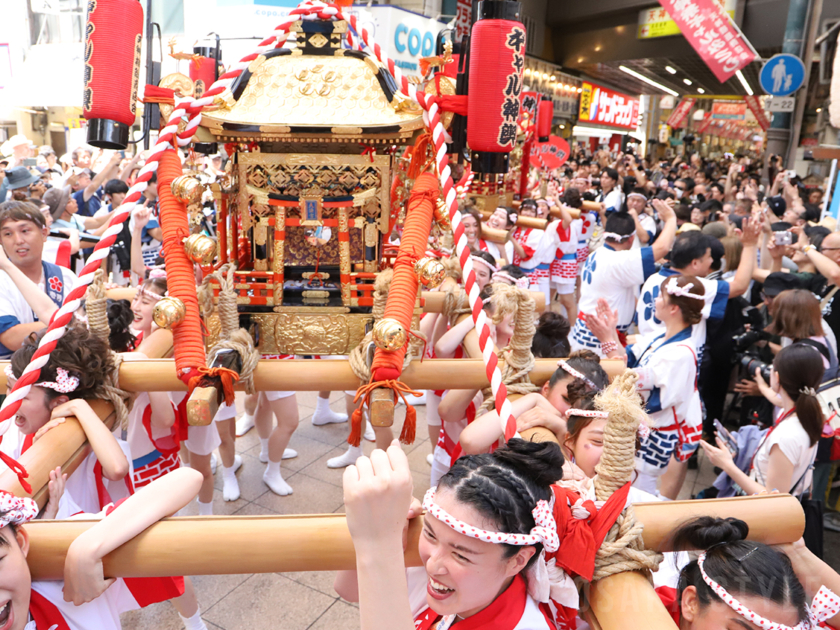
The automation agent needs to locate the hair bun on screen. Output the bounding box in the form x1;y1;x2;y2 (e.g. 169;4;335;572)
537;312;570;338
491;438;565;488
671;516;749;551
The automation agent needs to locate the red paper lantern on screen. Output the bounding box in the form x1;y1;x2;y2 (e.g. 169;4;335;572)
537;96;553;142
189;46;222;99
83;0;144;149
466;1;525;176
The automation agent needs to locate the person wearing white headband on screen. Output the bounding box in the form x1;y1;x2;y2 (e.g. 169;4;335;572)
339;440;565;630
3;326;131;518
584;275;705;499
625;188;656;251
469;250;498;292
635;223;759;367
570;199;677;356
670;516;840;630
459;353;608;456
0;468;204;630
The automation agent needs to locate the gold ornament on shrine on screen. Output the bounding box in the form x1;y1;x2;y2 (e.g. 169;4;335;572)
372;318;407;351
183;233;218;266
153;296;187;329
171;173;205;205
414;257;446;289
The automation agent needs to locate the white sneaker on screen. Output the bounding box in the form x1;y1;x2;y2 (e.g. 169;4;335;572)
327;445;363;469
222;455;242;502
397;392;427;406
235;414;255;437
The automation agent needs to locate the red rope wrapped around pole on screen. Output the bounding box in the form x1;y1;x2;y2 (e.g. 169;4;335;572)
157;150;207;383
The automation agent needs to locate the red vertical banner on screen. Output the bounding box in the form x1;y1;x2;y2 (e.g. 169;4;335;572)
657;0;758;83
744;95;770;131
454;0;473;41
696;110;713;134
666;97;696;129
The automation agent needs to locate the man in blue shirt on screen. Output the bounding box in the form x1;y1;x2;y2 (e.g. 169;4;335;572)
70;152;120;217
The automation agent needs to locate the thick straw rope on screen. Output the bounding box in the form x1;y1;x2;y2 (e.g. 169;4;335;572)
84;270;110;345
592;371;662;581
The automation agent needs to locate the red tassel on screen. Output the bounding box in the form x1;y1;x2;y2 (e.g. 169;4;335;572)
400;404;416;445
348;407;364;447
0;450;31;494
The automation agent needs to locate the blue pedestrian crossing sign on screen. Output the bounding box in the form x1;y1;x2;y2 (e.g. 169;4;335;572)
759;54;805;97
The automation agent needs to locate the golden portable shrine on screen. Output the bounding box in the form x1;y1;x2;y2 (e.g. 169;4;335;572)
0;3;818;630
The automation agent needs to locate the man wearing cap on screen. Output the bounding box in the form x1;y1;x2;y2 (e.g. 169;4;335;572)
38;146;63;184
2;167;39;202
70;151;120;218
0;201;78;359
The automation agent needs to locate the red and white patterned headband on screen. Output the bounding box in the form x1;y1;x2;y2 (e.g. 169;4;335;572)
492;272;530;290
470;255;499;274
557;360;596;390
665;277;705;300
423;487;559;553
136;285;165;302
698;552;840;629
565;408;608;419
0;491;37;529
3;365;78;393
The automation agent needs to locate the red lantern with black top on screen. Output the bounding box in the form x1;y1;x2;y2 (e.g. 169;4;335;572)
537;95;553;143
83;0;144;150
466;0;525;177
189;46;222;99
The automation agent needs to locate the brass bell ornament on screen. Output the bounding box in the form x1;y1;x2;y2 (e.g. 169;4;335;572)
171;173;205;205
414;257;446;289
372;318;407;352
153;296;187;330
183;233;218;266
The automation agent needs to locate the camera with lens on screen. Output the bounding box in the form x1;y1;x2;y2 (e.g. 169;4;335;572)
731;304;773;381
738;354;772;382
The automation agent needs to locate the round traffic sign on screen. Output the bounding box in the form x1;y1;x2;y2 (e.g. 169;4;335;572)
759;54;805;97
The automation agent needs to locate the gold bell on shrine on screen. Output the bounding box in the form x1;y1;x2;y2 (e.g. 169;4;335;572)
414;257;446;289
372;318;407;352
183;233;218;266
153;296;187;330
171;173;205;205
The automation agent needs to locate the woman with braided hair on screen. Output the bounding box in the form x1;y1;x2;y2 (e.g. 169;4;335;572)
663;516;840;629
337;439;565;630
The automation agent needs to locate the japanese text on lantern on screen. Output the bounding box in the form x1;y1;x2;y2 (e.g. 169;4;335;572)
499;26;526;148
658;0;757;83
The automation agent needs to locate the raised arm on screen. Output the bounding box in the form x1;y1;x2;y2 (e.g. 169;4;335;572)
727;216;760;298
651;199;677;262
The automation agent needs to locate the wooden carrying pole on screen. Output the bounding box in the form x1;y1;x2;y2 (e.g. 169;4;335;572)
21;494;803;580
0;358;627;393
107;289;534;316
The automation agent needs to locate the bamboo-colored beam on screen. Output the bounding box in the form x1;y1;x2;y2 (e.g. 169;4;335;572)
588;571;678;630
0;359;627;393
422;291;546;314
108;289;546;315
21;494;803;580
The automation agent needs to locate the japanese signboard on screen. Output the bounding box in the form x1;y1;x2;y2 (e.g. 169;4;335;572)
666;97;696;129
578;81;640;130
696;111;713;134
454;0;472;42
744;95;771;131
638;0;735;39
711;100;746;119
656;0;758;83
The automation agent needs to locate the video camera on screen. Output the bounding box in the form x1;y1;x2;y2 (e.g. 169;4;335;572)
731;305;772;382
